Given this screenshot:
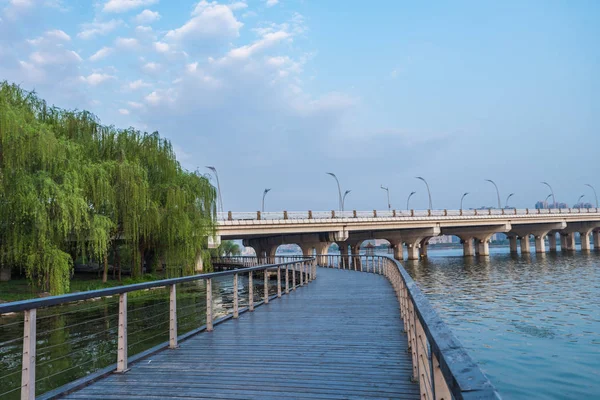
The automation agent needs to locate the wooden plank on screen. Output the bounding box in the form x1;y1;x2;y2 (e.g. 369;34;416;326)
63;268;419;399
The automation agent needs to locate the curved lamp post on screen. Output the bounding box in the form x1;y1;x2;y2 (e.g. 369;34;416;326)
406;191;416;211
545;194;552;208
415;177;432;209
206;166;223;213
576;194;585;209
506;193;515;208
342;190;351;212
485;179;502;208
460;192;469;211
380;185;391;210
262;188;271;213
541;182;556;209
326;172;343;212
585;184;598;208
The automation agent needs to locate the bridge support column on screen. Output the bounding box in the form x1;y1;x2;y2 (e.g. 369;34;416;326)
406;242;420;260
580;231;591;251
520;236;531;253
508;236;518;254
477;239;490;256
316;242;331;267
420;239;429;258
462;238;474;257
594;230;600;250
548;233;557;252
534;235;546;253
391;240;404;261
560;234;567;251
350;243;361;270
564;233;576;251
338;242;349;269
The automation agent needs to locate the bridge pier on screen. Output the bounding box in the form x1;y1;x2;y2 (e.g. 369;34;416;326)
420;239;429;258
548;233;557;252
563;233;576;251
337;242;350;269
520;236;531;253
508;235;518;254
406;242;420;260
462;238;474;257
580;231;591;251
391;240;404;261
594;230;600;250
534;235;546;253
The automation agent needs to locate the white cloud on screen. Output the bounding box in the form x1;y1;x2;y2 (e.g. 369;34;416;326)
103;0;158;13
27;29;70;46
145;90;161;105
89;47;113;61
30;50;82;65
127;79;151;90
228;2;247;10
265;0;278;7
141;61;160;73
133;9;160;24
78;19;122;39
118;108;130;115
226;30;290;60
81;72;115;86
153;41;169;53
127;100;144;108
115;37;139;49
165;1;243;43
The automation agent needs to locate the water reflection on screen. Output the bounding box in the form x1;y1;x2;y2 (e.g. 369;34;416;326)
404;247;600;399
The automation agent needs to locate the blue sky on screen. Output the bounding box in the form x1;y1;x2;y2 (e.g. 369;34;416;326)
1;0;599;211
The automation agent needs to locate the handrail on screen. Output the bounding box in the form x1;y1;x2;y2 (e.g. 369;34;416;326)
318;254;501;399
218;208;600;221
0;257;316;400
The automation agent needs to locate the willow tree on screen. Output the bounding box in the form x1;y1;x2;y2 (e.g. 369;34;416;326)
0;81;216;293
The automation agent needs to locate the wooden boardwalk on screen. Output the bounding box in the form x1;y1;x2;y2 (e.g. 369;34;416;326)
63;268;419;400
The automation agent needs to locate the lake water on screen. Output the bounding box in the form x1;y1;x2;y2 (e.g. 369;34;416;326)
401;246;600;399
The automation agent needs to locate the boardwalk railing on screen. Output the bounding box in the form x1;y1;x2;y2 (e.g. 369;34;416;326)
319;254;501;400
218;207;600;220
0;258;315;400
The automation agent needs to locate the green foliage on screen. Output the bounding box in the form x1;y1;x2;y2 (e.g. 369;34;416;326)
0;82;216;294
219;240;241;257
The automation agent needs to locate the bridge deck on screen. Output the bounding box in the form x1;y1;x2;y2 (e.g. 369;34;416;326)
63;268;419;399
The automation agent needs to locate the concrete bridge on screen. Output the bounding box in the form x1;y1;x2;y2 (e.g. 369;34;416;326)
216;208;600;260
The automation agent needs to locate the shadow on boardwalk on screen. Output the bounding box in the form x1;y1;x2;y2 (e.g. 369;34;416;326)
63;268;419;400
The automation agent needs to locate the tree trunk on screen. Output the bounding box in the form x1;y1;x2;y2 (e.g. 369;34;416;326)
102;253;108;283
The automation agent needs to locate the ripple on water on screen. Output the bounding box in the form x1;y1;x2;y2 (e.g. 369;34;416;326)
402;248;600;400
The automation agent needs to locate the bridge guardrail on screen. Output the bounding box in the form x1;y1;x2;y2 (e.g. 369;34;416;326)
319;254;501;400
0;258;316;400
218;208;600;221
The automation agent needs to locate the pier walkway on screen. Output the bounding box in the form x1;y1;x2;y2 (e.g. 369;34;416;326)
63;268;419;400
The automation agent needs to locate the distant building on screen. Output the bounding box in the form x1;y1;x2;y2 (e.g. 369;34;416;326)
429;235;454;244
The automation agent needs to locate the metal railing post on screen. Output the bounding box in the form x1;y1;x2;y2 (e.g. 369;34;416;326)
21;308;36;400
249;272;254;311
285;265;289;294
264;270;269;303
117;293;128;373
300;262;304;286
169;284;177;348
233;273;239;318
277;267;282;297
433;352;451;400
206;278;213;331
292;263;296;290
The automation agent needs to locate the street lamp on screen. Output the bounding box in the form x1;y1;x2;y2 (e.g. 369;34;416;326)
485;179;502;208
460;192;469;210
262;188;271;213
576;194;585;209
545;194;552;208
506;193;515;208
541;182;556;208
406;191;416;211
326;172;343;211
585;184;598;208
206;166;223;213
380;185;391;210
342;190;351;212
415;177;432;209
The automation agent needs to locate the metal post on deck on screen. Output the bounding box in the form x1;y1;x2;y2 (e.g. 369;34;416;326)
277;267;282;297
299;262;304;286
249;272;254;311
21;308;36;400
432;352;451;400
292;263;296;290
264;270;269;304
415;316;431;399
169;284;178;348
206;278;213;332
117;293;128;373
233;273;239;318
285;265;289;294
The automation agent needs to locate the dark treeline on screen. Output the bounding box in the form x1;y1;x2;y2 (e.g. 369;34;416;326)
0;82;216;294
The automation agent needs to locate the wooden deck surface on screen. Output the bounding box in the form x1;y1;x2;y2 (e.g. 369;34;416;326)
63;268;419;400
